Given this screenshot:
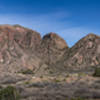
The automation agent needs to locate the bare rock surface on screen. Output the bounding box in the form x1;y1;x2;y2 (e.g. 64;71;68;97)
55;33;100;73
0;25;42;73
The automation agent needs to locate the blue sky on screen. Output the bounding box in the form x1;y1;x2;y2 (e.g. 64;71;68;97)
0;0;100;47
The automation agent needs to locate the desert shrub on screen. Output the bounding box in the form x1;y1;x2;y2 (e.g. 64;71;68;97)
78;73;87;77
40;75;43;78
24;81;30;85
54;79;61;83
0;86;20;100
19;69;34;74
93;68;100;77
49;70;54;74
71;97;85;100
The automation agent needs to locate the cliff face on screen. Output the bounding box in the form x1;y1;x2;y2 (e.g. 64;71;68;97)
0;25;100;75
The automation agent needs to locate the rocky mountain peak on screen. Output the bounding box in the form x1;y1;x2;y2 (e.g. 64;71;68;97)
43;32;61;39
59;33;100;72
43;32;68;49
37;32;68;73
85;33;100;40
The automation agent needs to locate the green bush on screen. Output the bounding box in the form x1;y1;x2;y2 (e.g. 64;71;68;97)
24;81;30;85
71;97;85;100
0;86;20;100
54;79;61;83
19;69;34;74
93;68;100;77
66;97;85;100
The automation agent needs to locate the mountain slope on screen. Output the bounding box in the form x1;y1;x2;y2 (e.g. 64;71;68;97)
35;32;69;75
40;32;68;64
0;25;41;73
58;33;100;73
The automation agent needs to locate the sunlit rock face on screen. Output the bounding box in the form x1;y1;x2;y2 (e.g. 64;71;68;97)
0;25;41;73
0;25;69;74
60;33;100;72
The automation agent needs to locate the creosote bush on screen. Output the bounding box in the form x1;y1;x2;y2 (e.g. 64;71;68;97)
0;86;20;100
69;97;85;100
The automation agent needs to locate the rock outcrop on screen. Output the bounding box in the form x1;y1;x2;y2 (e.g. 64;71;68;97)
0;25;41;73
59;33;100;72
40;32;68;64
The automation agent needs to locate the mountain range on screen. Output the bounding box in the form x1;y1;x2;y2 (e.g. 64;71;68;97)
0;25;99;76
